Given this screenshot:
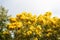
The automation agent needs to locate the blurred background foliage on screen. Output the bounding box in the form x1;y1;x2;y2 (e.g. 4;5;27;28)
0;6;60;40
0;6;12;40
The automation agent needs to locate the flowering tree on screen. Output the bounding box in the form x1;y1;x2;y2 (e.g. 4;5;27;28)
0;6;60;40
7;11;60;40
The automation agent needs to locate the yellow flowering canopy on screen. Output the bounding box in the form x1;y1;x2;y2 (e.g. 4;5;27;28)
6;11;60;40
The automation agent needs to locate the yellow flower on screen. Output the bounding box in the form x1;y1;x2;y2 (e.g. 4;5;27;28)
27;13;32;17
38;17;46;25
3;31;9;35
16;22;23;28
8;25;16;30
7;22;23;30
37;25;42;30
16;14;20;17
44;11;52;17
35;29;40;34
16;13;21;17
9;17;16;22
29;25;35;31
50;18;56;24
27;31;32;35
27;21;31;24
47;29;53;32
20;15;26;20
12;23;17;26
35;26;42;36
38;14;43;18
46;32;52;37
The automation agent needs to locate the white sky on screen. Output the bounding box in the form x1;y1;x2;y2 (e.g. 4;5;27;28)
0;0;60;17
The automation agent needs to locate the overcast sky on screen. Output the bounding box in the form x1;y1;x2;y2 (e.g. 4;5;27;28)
0;0;60;17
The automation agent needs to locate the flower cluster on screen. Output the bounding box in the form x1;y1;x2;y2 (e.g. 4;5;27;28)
6;11;60;40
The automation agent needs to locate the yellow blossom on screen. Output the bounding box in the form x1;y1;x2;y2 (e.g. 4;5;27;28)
35;29;40;34
38;17;46;25
27;21;31;24
16;13;21;17
44;11;52;17
12;23;17;26
8;25;16;30
27;12;32;17
36;25;42;30
3;31;9;35
20;15;26;20
9;17;16;22
47;29;53;32
29;25;35;31
50;18;56;24
27;31;32;35
46;32;52;37
16;22;23;28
